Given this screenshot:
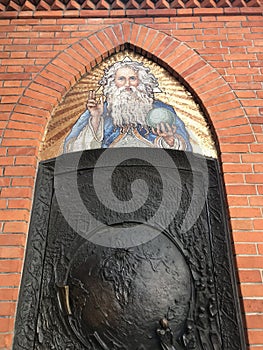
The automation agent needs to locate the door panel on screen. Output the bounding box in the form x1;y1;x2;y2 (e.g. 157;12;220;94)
13;149;246;350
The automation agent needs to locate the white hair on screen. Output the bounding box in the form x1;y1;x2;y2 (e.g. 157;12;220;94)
99;60;159;99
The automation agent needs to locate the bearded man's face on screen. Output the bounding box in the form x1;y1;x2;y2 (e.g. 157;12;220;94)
105;67;153;127
114;67;140;90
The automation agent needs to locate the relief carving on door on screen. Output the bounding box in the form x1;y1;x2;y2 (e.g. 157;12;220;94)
13;149;246;350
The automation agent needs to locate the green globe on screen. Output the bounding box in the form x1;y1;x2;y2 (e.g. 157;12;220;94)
146;107;175;128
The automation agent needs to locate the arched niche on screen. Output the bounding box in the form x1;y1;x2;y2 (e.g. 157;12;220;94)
39;50;217;161
13;31;247;350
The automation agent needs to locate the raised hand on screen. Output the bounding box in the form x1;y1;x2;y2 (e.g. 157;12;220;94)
152;122;177;147
87;90;104;133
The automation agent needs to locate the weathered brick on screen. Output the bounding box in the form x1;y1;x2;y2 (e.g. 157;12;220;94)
0;333;13;348
238;270;262;283
4;166;36;177
0;318;15;333
246;315;263;329
248;330;263;345
231;219;254;230
0;234;25;246
0;247;24;259
226;185;257;195
234;243;257;255
242;154;263;163
0;16;263;350
3;222;28;233
223;163;252;173
1;187;32;198
0;209;30;221
237;256;263;269
229;207;262;218
0;302;17;316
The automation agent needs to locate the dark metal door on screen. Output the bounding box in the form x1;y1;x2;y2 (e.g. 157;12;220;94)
13;148;246;350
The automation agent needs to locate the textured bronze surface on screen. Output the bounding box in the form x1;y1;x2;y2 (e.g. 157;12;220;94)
13;149;246;350
62;235;191;348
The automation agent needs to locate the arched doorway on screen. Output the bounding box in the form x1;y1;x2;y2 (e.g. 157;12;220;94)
12;25;247;350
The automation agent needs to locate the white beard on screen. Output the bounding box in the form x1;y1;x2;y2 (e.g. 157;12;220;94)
106;85;153;127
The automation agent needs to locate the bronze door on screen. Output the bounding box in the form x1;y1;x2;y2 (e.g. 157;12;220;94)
13;149;246;350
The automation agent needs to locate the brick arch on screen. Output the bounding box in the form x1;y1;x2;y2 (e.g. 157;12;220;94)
2;21;254;349
8;21;254;158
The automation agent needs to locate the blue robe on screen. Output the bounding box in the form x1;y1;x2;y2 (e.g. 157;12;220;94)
64;100;192;152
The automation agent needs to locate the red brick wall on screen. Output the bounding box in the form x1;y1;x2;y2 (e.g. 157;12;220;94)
0;11;263;349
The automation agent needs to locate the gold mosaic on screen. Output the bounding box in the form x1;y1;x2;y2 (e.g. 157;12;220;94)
39;50;217;160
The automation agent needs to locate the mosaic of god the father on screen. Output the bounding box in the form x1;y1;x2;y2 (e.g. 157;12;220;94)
64;59;192;152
